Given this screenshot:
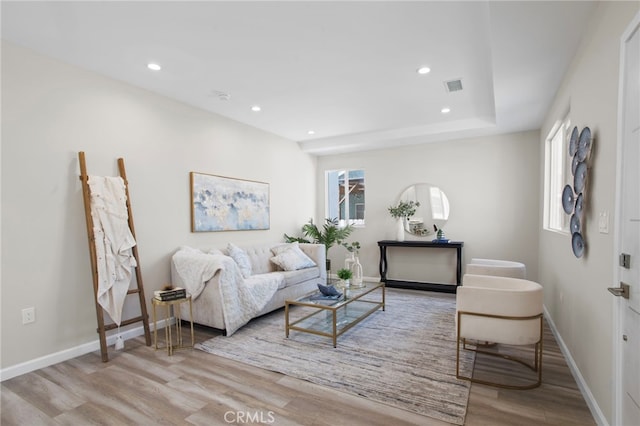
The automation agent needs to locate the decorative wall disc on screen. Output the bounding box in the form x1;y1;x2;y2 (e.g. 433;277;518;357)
572;232;585;258
574;162;588;193
562;184;575;214
575;193;584;217
572;155;580;176
570;213;581;234
576;127;592;162
569;126;579;157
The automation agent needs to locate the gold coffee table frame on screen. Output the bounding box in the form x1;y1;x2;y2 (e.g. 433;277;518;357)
285;282;385;347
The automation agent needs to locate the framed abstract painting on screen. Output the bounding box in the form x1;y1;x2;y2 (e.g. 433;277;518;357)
190;172;270;232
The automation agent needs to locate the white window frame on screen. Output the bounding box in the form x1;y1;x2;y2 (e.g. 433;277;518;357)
543;115;572;233
325;169;365;227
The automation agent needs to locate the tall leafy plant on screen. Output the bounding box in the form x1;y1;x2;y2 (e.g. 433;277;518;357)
285;218;355;259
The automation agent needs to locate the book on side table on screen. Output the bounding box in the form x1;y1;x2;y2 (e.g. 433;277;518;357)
154;287;187;301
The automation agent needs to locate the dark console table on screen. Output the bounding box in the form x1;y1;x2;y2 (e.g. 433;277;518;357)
378;240;464;293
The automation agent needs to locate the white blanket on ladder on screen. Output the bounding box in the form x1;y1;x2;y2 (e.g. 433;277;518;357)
88;176;137;326
172;247;278;335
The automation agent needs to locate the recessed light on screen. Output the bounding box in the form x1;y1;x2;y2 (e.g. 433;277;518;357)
147;63;162;71
307;130;315;135
251;105;261;112
441;107;451;114
417;66;431;75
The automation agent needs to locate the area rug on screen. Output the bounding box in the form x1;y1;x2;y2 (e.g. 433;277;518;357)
196;288;475;425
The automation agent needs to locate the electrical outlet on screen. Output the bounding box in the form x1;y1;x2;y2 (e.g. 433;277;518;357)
22;307;35;324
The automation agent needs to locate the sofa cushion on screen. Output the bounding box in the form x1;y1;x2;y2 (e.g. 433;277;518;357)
281;267;321;288
227;243;252;278
270;244;316;271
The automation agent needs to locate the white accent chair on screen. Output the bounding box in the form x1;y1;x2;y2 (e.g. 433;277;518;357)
466;258;526;279
456;274;544;389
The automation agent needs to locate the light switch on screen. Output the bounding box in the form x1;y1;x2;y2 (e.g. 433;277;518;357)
599;211;609;234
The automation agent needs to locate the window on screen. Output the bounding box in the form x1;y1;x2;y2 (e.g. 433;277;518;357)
544;116;571;233
326;169;365;226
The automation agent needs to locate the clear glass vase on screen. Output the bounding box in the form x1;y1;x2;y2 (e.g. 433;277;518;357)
345;252;356;272
351;255;363;288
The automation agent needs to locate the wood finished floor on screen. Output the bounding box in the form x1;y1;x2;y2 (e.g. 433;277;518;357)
2;316;595;425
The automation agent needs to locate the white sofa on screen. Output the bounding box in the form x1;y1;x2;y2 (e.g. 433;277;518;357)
170;242;326;335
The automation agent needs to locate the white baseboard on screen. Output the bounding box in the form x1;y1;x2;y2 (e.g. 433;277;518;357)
543;306;608;426
0;317;173;382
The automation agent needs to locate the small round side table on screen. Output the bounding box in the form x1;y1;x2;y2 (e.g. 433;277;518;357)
151;295;194;356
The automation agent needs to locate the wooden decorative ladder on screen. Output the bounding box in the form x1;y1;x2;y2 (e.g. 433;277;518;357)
78;151;151;362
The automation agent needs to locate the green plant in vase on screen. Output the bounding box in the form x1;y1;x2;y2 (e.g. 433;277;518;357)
342;241;363;287
388;200;420;219
337;268;353;288
342;241;361;256
388;200;420;241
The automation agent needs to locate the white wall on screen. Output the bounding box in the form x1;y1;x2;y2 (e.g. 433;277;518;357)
538;2;639;423
316;131;540;285
0;42;317;369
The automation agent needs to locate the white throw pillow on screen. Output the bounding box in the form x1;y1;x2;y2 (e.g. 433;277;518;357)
270;245;316;271
271;242;297;255
227;243;252;278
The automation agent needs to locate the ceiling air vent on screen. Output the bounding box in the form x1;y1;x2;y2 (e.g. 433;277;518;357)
444;79;463;93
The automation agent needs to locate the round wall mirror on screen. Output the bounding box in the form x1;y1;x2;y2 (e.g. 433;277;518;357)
399;183;450;236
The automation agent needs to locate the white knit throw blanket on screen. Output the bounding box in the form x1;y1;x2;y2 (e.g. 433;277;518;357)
88;176;137;326
172;247;278;335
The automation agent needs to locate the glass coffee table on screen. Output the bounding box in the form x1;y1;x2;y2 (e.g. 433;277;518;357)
285;282;385;347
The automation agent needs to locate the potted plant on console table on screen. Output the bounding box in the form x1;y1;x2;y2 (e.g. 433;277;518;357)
388;200;420;242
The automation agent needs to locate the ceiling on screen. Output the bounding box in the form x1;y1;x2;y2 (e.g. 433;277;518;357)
1;1;597;155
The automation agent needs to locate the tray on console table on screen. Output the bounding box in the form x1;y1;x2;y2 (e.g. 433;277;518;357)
377;240;464;293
